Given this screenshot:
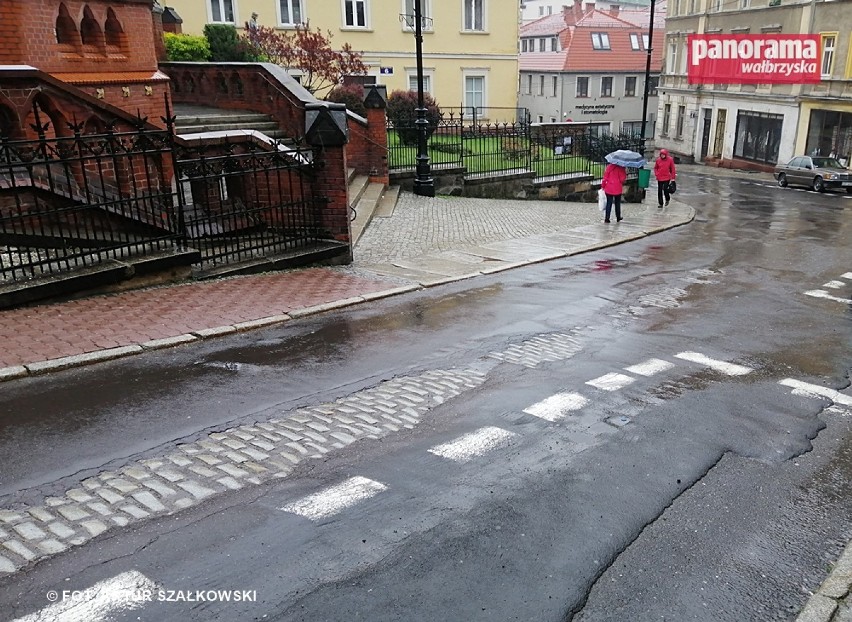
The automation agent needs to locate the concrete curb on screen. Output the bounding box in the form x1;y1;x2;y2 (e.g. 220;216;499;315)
0;204;695;383
795;541;852;622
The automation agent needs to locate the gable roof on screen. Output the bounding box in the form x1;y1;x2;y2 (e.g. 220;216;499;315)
520;3;665;73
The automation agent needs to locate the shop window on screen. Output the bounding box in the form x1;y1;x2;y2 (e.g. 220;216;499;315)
805;109;852;167
733;110;784;164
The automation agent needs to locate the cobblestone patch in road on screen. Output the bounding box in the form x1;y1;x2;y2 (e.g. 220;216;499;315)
488;332;584;368
0;368;486;575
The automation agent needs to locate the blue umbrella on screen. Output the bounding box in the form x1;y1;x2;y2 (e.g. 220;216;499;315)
605;149;646;168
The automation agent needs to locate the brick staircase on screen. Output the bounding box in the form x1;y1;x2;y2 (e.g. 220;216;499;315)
172;104;287;140
348;169;400;245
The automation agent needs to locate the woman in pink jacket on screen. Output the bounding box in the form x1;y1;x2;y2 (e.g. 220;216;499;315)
654;148;677;207
601;162;627;223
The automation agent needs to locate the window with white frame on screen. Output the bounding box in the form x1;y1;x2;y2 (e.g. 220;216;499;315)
521;39;528;52
576;76;589;97
209;0;235;23
344;0;367;27
642;34;649;49
630;33;640;50
662;103;671;135
279;0;303;25
668;39;678;72
622;121;643;136
464;74;485;114
539;38;547;52
713;0;722;10
591;32;610;50
551;75;558;96
624;76;637;97
679;40;688;74
407;73;432;94
463;0;484;31
821;33;837;77
600;76;613;97
740;0;750;8
676;105;685;138
550;36;558;51
403;0;432;31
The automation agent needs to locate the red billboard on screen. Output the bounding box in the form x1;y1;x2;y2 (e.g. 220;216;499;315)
687;34;821;84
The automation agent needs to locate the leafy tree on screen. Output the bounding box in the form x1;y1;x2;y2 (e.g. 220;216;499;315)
241;21;367;96
386;90;441;146
204;24;253;61
325;84;367;117
164;33;211;62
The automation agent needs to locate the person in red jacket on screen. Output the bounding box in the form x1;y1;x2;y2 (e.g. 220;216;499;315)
601;162;627;223
654;149;677;207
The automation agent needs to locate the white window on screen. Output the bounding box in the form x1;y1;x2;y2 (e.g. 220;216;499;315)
344;0;367;27
538;38;547;52
740;0;750;8
642;34;649;49
403;0;432;31
464;75;485;114
601;76;613;97
668;39;678;72
712;0;722;10
821;33;837;77
591;33;610;50
521;39;528;52
209;0;235;23
279;0;303;25
550;37;558;51
630;34;640;50
576;76;589;97
679;40;688;74
463;0;484;31
407;73;432;94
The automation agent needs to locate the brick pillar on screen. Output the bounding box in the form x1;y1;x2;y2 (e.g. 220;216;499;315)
152;2;168;63
362;85;389;185
313;145;352;249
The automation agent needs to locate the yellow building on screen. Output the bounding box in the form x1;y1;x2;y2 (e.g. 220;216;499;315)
166;0;520;115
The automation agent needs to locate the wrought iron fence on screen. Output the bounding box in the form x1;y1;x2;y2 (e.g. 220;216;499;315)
0;101;325;285
388;112;645;182
0;110;178;284
172;137;323;271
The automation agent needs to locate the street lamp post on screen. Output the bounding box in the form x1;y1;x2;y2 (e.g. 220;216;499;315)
410;0;435;197
640;0;657;157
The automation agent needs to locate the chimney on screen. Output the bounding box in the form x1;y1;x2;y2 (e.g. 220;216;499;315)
609;4;620;17
573;0;583;21
586;2;596;12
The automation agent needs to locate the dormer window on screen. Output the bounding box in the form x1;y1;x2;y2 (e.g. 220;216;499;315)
630;33;640;50
591;32;611;50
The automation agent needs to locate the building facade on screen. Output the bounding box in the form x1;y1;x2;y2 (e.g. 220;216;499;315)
519;0;664;136
656;0;852;169
165;0;519;116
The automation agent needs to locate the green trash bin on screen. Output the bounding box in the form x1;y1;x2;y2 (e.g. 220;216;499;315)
638;167;651;189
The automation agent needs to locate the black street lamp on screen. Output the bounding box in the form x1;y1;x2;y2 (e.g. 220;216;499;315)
402;0;435;197
640;0;657;156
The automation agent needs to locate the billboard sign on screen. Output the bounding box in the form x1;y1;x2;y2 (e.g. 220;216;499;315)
687;34;821;84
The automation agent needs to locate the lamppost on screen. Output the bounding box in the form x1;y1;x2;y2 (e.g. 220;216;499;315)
640;0;657;156
401;0;435;197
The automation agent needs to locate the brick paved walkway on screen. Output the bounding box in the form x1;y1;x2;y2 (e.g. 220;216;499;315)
0;269;394;369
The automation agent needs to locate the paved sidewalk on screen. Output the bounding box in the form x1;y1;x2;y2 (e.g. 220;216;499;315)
0;193;693;381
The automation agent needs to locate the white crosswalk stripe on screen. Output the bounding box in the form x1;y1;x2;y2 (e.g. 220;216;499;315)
280;477;388;521
842;273;852;280
524;392;589;421
779;379;852;406
823;280;846;289
586;372;635;391
11;570;156;622
428;427;517;463
674;352;752;376
804;289;851;304
624;358;675;377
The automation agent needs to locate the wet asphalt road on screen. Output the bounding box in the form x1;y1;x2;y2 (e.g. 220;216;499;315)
1;173;851;621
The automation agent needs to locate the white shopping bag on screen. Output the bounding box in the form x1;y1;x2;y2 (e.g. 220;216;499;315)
597;188;607;211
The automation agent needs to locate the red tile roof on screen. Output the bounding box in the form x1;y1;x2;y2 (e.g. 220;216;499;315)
520;5;665;73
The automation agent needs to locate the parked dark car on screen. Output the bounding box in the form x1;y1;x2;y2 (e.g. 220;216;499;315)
774;156;852;193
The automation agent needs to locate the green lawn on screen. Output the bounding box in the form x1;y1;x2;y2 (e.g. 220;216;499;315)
388;130;602;178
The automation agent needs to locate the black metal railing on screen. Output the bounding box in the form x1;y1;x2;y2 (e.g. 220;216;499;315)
0;99;326;285
172;138;323;271
388;110;645;182
0;109;178;284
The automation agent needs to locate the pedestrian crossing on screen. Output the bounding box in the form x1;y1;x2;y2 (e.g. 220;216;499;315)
803;271;852;305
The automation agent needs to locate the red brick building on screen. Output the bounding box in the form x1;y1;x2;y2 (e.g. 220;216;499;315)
0;0;170;133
